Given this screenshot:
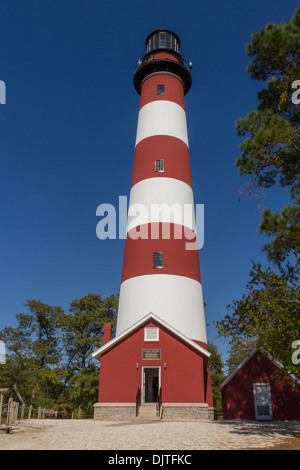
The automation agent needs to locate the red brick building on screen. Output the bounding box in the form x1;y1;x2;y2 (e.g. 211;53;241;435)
219;350;300;421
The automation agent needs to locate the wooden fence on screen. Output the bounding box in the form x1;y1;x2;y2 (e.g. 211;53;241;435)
0;391;79;424
0;390;95;423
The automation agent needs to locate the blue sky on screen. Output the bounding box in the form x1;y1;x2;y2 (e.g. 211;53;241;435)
0;0;297;365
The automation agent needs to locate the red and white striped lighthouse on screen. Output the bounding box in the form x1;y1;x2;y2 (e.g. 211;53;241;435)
117;30;207;347
93;30;214;420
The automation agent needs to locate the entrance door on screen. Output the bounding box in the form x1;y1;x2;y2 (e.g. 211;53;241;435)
253;383;273;420
143;368;160;403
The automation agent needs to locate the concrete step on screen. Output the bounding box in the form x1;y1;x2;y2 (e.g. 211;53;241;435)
134;403;161;421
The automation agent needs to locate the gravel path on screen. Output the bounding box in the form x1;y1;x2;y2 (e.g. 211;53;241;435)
0;419;299;450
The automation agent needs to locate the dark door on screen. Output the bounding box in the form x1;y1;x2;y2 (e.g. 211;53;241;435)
144;368;159;402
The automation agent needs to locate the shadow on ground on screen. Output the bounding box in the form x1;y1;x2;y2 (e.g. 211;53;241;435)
215;420;300;437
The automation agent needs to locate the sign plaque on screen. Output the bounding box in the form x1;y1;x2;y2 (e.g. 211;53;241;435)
142;349;161;360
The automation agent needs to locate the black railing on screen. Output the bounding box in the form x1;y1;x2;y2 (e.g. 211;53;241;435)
136;387;141;417
156;387;162;418
134;55;191;75
134;55;192;95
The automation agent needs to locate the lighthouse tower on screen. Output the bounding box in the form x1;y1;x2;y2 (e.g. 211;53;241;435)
93;30;214;421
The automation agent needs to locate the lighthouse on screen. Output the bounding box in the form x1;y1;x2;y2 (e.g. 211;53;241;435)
93;30;214;421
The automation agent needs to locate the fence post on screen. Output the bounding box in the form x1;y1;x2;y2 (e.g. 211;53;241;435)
14;402;19;422
21;403;25;420
0;389;9;425
38;407;41;419
0;394;3;424
7;398;13;425
28;405;32;420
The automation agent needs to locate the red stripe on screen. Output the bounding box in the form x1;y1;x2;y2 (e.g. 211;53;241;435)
121;223;201;283
139;74;185;110
131;135;192;188
143;51;181;64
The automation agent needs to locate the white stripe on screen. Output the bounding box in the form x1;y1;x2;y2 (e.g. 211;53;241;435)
135;100;189;147
127;177;195;232
116;274;207;343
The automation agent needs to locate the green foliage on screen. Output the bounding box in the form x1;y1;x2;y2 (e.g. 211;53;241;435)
218;10;300;383
208;342;225;419
235;7;300;267
58;292;118;413
259;186;300;266
0;300;66;407
214;262;300;378
0;292;118;416
58;293;118;371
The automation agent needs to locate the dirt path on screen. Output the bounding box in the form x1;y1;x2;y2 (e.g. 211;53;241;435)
0;419;299;450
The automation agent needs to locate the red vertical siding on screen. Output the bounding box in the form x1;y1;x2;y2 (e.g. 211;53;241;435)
98;320;208;404
222;351;300;421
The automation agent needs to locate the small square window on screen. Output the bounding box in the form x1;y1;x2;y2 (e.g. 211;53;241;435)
144;327;159;341
156;84;165;95
153;252;163;268
155;159;164;172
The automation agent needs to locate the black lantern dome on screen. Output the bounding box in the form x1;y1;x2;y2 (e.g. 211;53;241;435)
134;29;192;95
145;30;180;54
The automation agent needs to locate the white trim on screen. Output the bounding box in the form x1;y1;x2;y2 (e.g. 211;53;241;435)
91;312;210;360
218;350;257;390
162;403;209;407
253;382;273;420
93;403;136;407
144;327;159;341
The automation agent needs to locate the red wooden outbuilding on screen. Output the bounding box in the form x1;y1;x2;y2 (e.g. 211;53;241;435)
219;350;300;421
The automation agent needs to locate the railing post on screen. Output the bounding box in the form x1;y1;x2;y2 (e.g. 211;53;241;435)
136;387;141;417
156;387;162;418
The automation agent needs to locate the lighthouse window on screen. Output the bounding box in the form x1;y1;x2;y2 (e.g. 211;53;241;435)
155;160;164;172
144;327;159;341
156;84;165;95
159;32;166;48
153;252;163;268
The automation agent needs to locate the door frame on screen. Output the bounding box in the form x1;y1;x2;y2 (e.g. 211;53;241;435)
141;366;161;403
253;382;273;420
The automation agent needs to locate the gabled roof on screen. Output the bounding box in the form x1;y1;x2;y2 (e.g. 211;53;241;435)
218;349;300;391
91;312;210;361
